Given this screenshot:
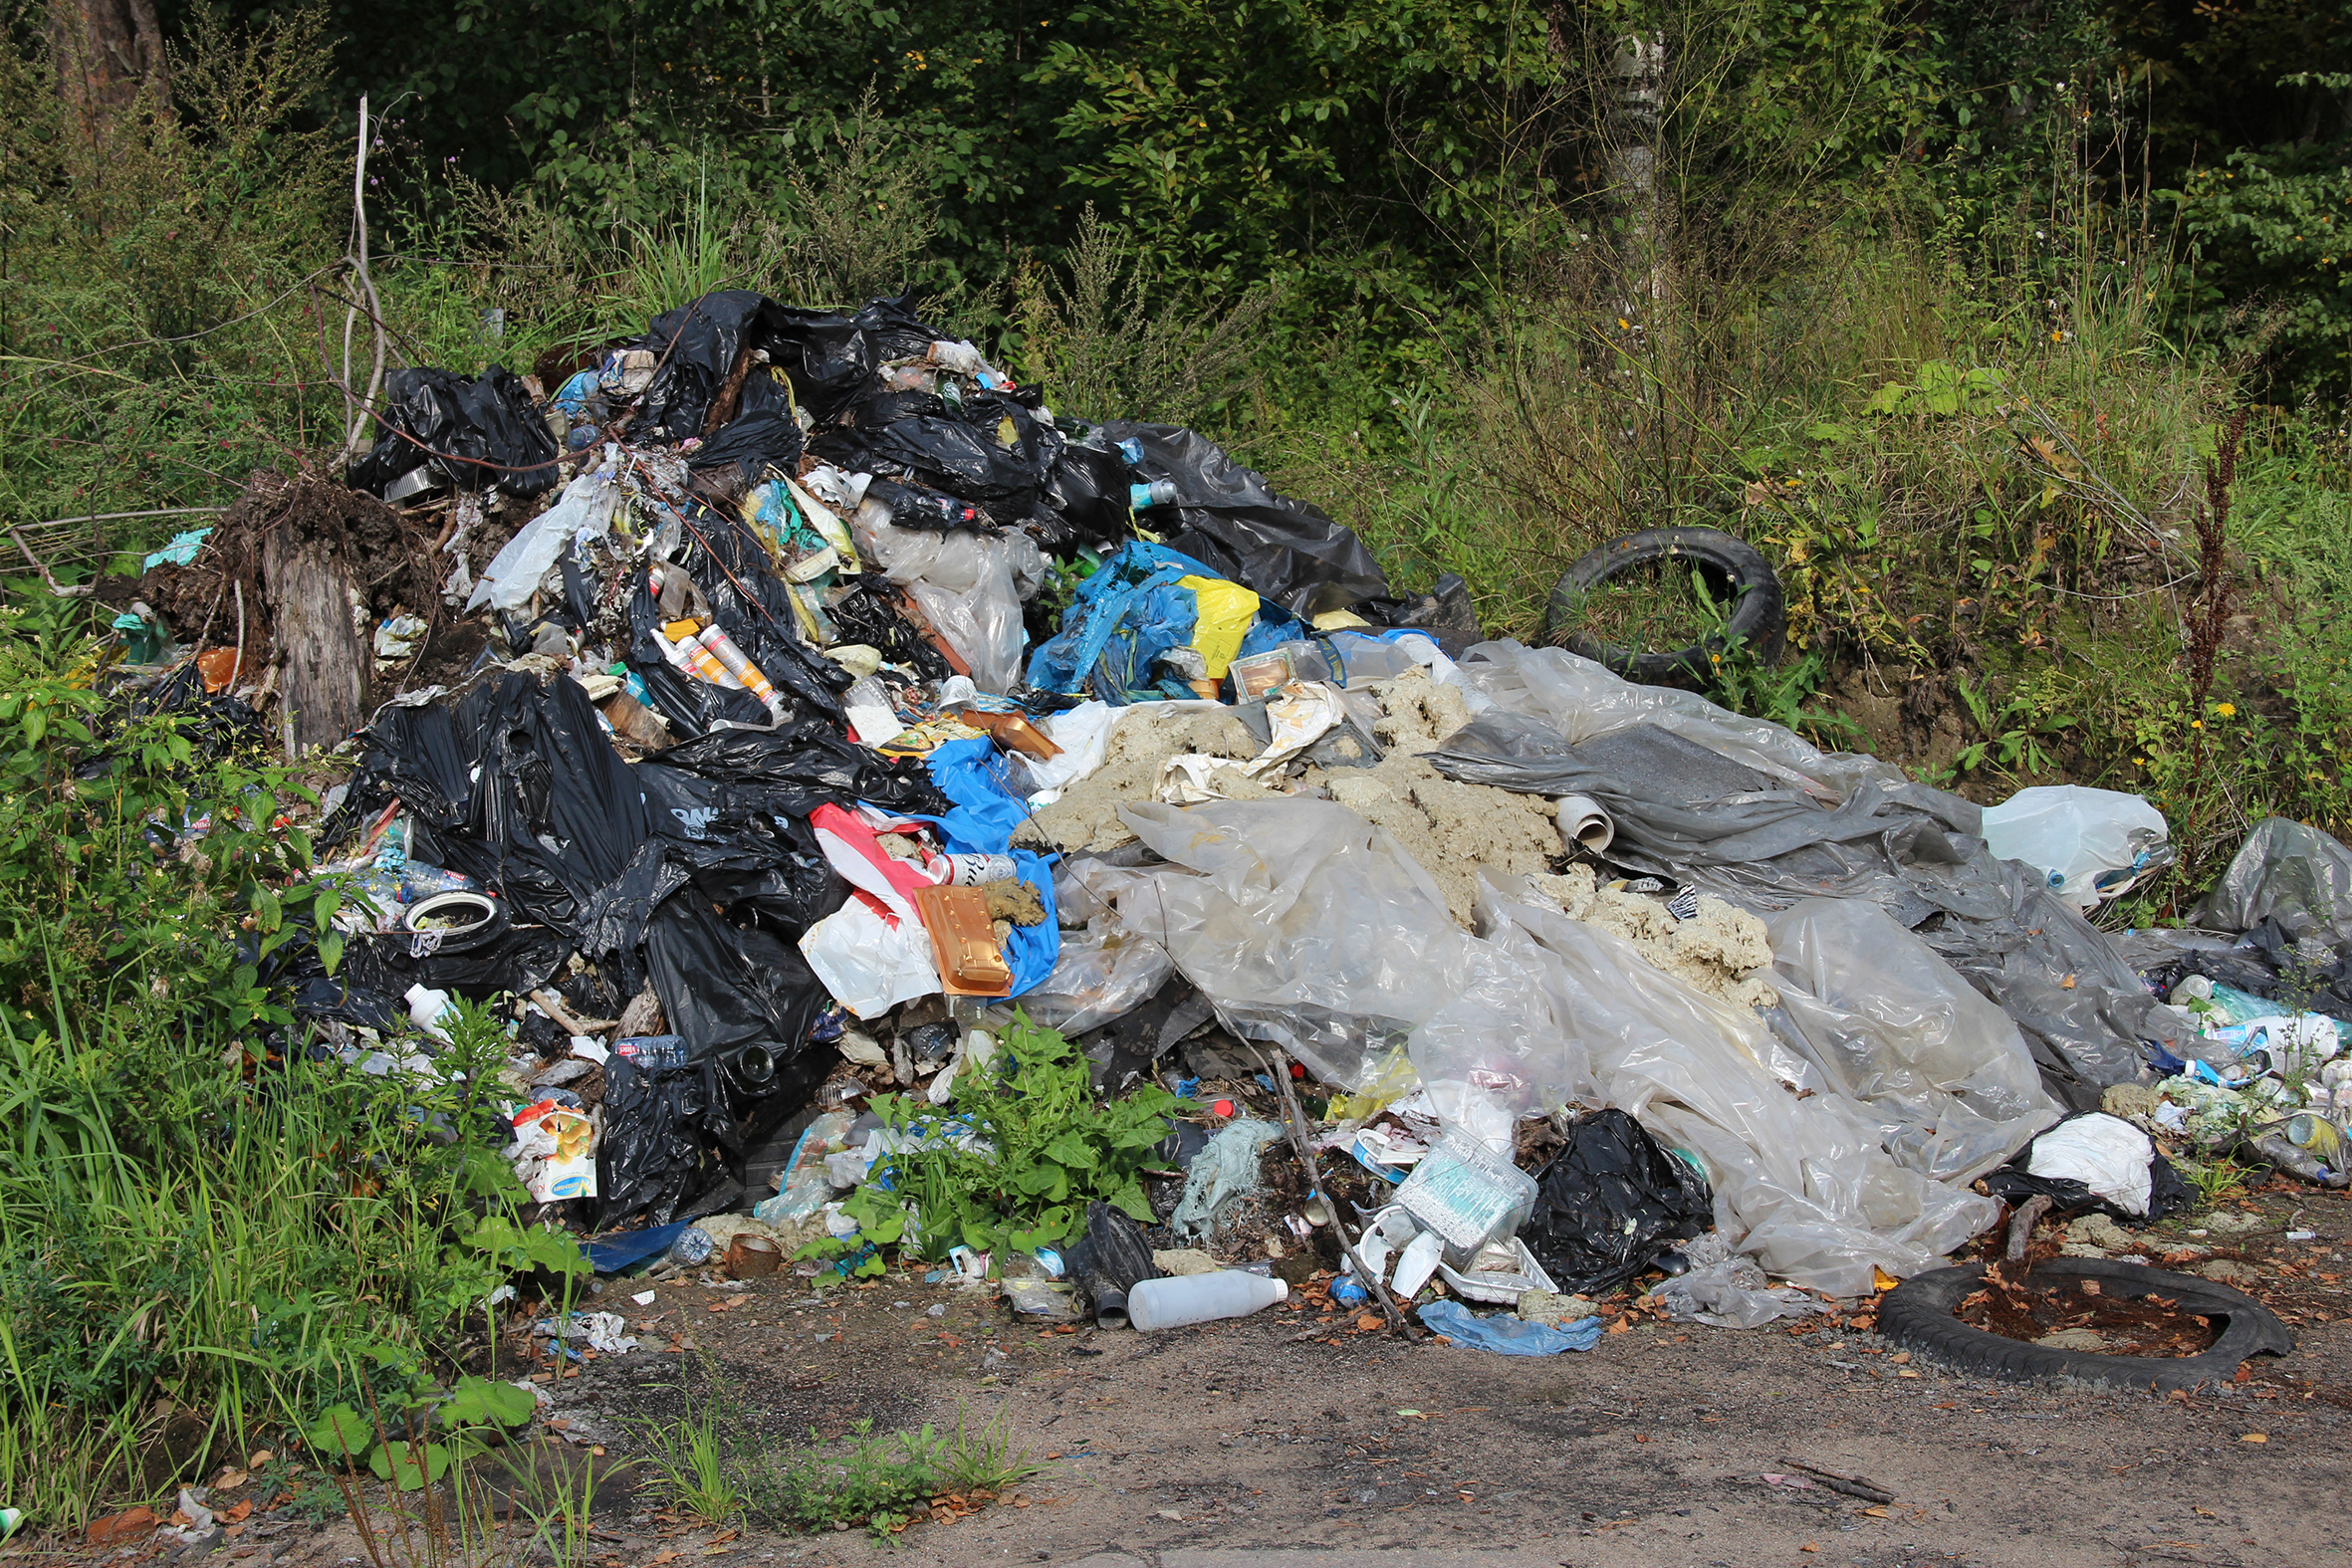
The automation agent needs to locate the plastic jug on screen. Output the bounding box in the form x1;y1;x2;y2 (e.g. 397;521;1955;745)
1127;1270;1288;1331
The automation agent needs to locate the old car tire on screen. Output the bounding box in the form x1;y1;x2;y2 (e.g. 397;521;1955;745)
1877;1257;2294;1392
1544;526;1785;682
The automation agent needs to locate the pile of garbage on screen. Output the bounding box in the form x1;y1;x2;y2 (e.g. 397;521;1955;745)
102;289;2352;1352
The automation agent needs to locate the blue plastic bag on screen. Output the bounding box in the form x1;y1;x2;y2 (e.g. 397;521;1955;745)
1418;1298;1604;1356
915;737;1060;997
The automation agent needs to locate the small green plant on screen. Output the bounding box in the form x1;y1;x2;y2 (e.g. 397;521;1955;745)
812;1015;1178;1266
1690;573;1866;748
297;1348;547;1568
1935;671;2078;785
2177;1154;2251;1210
752;1407;1047;1540
630;1372;748;1526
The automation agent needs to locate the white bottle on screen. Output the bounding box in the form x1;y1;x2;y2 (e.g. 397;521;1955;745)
1127;1270;1288;1332
404;984;456;1043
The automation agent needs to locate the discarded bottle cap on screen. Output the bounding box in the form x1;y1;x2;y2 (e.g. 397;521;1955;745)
1211;1098;1235;1118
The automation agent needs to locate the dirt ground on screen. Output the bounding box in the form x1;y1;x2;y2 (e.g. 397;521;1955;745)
35;1185;2352;1568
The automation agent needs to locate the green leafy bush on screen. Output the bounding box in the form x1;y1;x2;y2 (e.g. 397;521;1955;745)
823;1016;1177;1264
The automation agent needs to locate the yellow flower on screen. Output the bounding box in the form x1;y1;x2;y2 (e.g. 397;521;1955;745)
2215;702;2236;718
2191;719;2204;729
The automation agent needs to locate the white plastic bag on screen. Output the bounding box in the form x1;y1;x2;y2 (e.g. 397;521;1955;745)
469;473;617;611
851;508;1040;692
799;898;940;1019
1981;784;2170;909
2022;1112;2157;1216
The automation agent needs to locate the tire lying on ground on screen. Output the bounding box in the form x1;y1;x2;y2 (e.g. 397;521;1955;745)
1543;526;1785;684
1877;1257;2294;1392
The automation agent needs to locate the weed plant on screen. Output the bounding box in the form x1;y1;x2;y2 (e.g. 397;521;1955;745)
0;601;570;1529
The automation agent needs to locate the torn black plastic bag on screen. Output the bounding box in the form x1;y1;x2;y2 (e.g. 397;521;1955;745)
643;896;822;1056
666;507;851;717
858;405;1054;516
1427;709;2181;1107
654;718;949;820
1521;1109;1714;1296
764;308;874;425
348;366;561;498
633;292;793;441
1036;440;1134;550
331;674;652;935
686;407;803;481
1098;420;1386;616
633;765;846;937
594;1054;735;1229
827;574;952;681
356;890;570;999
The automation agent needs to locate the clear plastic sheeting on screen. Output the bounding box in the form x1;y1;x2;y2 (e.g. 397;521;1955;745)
470;472;620;611
1475;892;1998;1295
850;507;1045;692
1115;797;1998;1295
1423;650;2186;1108
1765;898;2059;1182
1451;640;1917;802
1648;1232;1828;1329
2195;817;2352;948
1118;799;1538;1096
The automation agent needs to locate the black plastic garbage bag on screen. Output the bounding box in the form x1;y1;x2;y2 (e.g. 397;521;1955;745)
827;574;953;681
655;718;950;819
594;1054;734;1229
861;408;1050;512
1063;1201;1164;1327
856;293;946;365
686;407;803;480
348;366;561;498
765;307;874;426
445;673;654;934
642;896;828;1068
1098;420;1386;616
632;767;845;937
1521;1109;1715;1295
347;893;570;1000
1037;440;1134;550
635;291;791;441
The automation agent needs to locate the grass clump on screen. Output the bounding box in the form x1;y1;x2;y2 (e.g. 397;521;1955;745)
756;1410;1048;1540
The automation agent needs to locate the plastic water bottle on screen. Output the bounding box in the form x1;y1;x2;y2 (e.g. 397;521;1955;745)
399;862;481;902
615;1034;690;1069
1128;1270;1288;1331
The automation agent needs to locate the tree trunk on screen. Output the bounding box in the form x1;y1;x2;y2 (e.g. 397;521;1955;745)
260;526;367;756
47;0;171;130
